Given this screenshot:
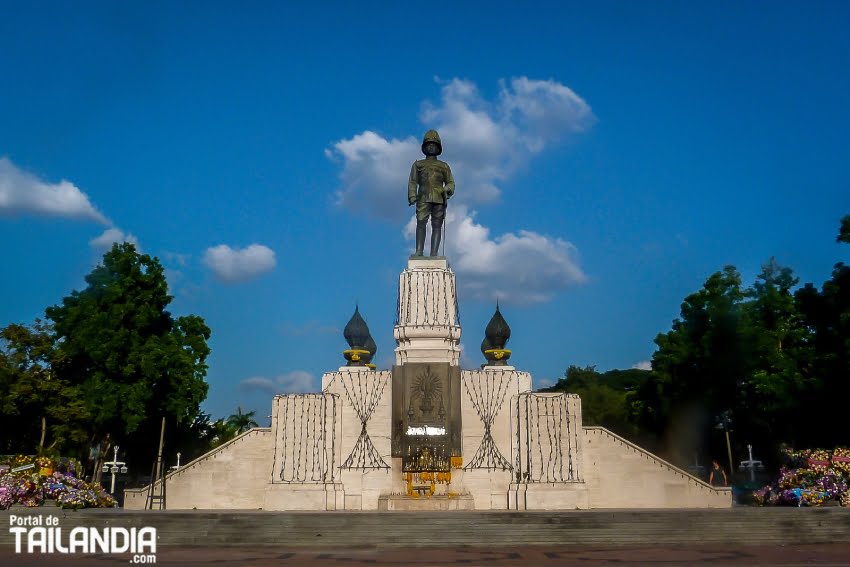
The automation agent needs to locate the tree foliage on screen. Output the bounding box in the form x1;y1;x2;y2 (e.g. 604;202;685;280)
837;214;850;244
558;215;850;469
1;242;212;480
0;320;89;453
46;243;210;444
628;215;850;466
226;406;259;435
541;365;649;440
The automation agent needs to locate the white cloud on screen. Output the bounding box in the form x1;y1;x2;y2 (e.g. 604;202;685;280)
498;77;595;151
89;227;139;250
239;371;316;395
163;252;190;267
203;244;276;283
328;77;594;221
632;360;653;371
405;204;586;304
326;131;420;221
0;157;108;223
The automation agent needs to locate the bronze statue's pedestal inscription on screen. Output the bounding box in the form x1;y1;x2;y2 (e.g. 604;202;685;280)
392;362;462;469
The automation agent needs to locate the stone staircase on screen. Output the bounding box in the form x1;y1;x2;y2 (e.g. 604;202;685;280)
583;427;731;508
3;508;848;547
123;428;273;510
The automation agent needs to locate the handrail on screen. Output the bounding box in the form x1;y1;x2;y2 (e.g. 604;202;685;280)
584;426;731;493
124;427;272;494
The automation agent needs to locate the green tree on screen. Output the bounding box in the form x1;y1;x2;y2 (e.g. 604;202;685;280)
636;266;746;463
837;214;850;244
0;320;89;454
739;258;810;446
542;365;649;440
226;406;259;435
45;242;211;480
794;268;850;446
209;418;238;448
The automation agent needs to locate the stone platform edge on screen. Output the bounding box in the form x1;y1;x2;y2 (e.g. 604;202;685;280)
2;508;849;548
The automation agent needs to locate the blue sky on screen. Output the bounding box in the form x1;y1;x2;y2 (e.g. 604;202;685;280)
2;1;848;423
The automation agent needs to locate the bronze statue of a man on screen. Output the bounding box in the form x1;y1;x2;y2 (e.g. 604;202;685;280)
408;130;455;256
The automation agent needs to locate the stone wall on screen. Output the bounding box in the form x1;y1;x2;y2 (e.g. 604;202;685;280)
123;428;273;510
458;367;529;509
582;426;732;508
325;368;393;510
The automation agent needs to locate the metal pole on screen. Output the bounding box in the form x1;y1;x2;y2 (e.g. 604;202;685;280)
442;197;448;257
725;429;734;485
155;417;166;481
747;444;755;482
110;445;118;494
153;416;166;508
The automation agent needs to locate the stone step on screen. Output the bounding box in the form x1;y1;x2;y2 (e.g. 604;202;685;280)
3;508;849;547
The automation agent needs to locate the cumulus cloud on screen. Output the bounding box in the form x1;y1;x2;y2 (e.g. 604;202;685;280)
498;77;595;151
239;371;315;395
632;360;653;371
326;132;420;221
405;204;586;304
89;227;139;250
0;157;108;223
203;244;276;283
328;77;594;221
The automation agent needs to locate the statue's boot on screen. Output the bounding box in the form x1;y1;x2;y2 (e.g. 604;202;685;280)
430;219;443;256
415;222;427;256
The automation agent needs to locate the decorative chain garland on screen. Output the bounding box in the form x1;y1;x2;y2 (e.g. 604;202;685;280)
513;393;581;483
395;268;460;329
274;393;339;483
462;370;512;471
338;371;391;470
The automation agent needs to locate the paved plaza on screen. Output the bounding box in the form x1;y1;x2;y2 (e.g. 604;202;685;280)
2;543;850;566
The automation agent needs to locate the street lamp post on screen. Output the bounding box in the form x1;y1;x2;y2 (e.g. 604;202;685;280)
169;452;182;473
101;445;128;495
738;444;765;482
716;411;734;484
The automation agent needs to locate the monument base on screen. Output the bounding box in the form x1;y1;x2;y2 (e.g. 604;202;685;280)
264;483;344;511
508;483;589;510
377;493;476;511
407;256;447;265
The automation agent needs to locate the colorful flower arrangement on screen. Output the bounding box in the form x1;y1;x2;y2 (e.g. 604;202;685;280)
753;446;850;507
0;458;115;510
12;454;33;469
832;447;850;474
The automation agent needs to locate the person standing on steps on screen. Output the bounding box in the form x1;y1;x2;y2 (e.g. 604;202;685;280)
709;459;728;487
408;130;455;257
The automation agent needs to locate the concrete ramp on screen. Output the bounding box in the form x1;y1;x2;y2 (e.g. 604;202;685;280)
583;426;731;508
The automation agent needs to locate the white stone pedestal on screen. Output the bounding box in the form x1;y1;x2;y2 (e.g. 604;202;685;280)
508;483;589;510
264;482;344;511
377;493;475;511
394;257;461;365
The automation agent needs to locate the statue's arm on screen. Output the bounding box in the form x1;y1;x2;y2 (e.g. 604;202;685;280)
444;163;455;198
408;163;418;205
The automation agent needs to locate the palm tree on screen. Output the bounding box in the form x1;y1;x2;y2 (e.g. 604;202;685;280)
226;406;259;434
208;418;238;448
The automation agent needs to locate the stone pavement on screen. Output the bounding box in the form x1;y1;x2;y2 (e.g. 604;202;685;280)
1;544;850;566
3;508;850;565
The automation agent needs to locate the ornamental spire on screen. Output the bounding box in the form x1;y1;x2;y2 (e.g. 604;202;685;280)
481;302;512;366
343;305;377;368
